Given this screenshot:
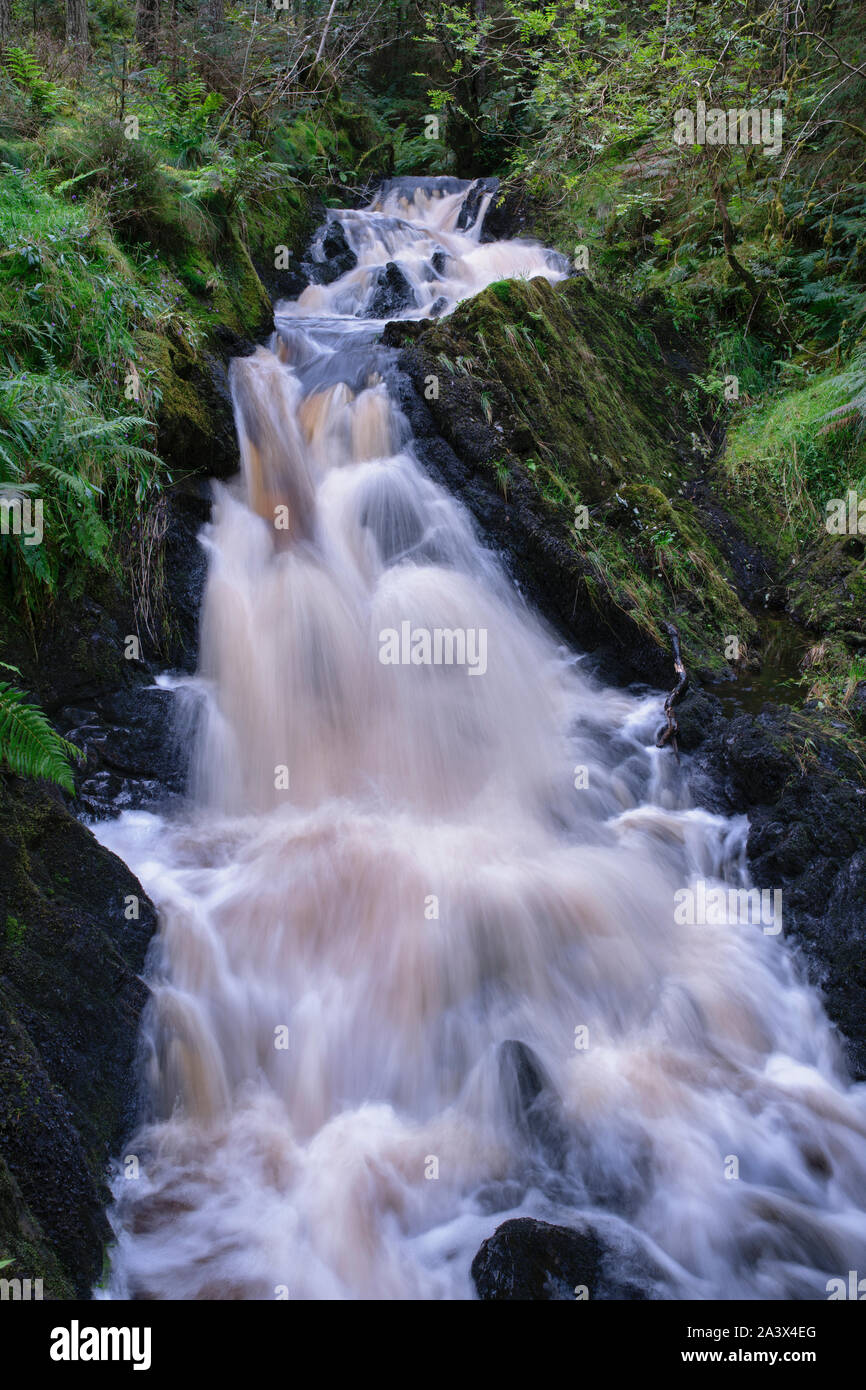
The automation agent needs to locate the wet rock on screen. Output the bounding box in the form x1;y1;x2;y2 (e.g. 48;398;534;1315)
253;248;307;304
471;1217;664;1300
721;713;793;803
674;687;727;751
159;487;212;673
94;686;177;780
480;185;537;243
498;1040;569;1170
0;776;157;1295
472;1218;602;1300
690;702;866;1079
302;217;357;287
366;261;417;319
457;177;499;235
64;684;188;818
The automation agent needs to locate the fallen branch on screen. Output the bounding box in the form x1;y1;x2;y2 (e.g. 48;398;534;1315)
656;621;689;757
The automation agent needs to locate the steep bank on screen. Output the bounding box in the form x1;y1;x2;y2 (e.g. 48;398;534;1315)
386;271;755;684
0;777;157;1297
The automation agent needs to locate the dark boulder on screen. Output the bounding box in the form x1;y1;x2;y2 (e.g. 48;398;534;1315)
472;1218;602;1301
721;712;794;804
301;217;357;287
457;177;498;234
471;1217;666;1300
479;185;537;243
62;684;188;819
366;261;417;319
252;248;308;305
686;698;866;1079
498;1040;569;1171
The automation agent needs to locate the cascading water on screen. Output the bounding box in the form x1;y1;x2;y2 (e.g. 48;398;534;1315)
95;177;866;1301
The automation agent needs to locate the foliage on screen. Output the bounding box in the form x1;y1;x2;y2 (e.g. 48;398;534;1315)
0;666;80;793
2;46;63;119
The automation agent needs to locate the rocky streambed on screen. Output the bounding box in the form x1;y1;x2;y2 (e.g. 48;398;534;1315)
1;182;864;1299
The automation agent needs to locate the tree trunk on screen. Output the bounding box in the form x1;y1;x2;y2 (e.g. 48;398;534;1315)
705;155;763;308
315;0;338;62
199;0;224;27
135;0;160;60
65;0;90;53
661;0;673;63
0;0;11;50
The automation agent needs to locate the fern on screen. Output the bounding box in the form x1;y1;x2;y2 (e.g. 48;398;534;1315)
817;344;866;436
0;678;81;794
0;372;166;597
818;370;866;439
3;47;62;116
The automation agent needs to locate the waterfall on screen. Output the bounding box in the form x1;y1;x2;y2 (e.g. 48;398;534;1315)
95;177;866;1301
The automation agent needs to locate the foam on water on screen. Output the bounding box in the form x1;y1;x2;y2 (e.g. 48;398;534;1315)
94;177;866;1301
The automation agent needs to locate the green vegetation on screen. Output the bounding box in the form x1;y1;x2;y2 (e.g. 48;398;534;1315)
0;3;385;620
420;0;865;712
724;348;866;548
0;662;80;790
5;914;25;946
406;274;756;673
0;0;392;791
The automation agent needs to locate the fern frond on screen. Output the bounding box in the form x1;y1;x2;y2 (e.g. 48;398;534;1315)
0;682;81;794
64;414;153;444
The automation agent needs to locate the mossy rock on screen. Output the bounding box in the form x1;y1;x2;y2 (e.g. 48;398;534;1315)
136;328;239;480
392;274;755;677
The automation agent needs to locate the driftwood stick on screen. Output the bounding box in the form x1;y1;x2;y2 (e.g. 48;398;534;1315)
656;621;689;758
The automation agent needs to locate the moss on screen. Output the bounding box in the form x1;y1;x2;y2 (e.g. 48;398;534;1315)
0;1151;75;1299
490;279;514;306
401;274;754;674
241;181;316;272
587;482;756;671
721;367;866;558
137;328;217;452
177;248;215;297
216;229;273;334
715;356;866;706
5;916;25;948
439;276;689;500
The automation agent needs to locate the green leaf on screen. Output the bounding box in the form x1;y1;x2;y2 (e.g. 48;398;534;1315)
0;683;81;795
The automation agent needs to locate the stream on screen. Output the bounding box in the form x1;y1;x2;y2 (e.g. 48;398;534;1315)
94;177;866;1301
